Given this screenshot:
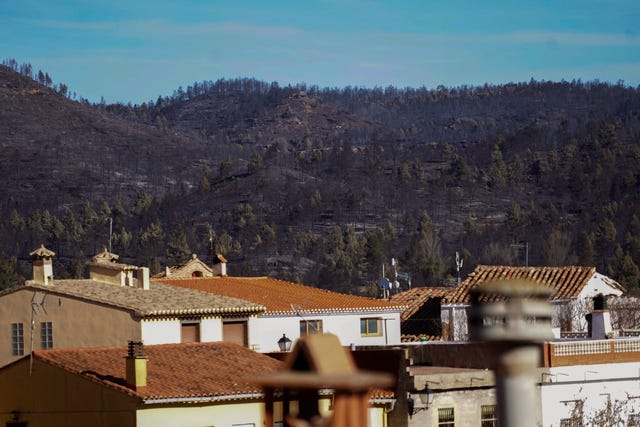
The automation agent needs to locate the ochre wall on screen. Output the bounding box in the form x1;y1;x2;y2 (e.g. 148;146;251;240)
1;288;142;367
137;402;273;427
0;358;137;427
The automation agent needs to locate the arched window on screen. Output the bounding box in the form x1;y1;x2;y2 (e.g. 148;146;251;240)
192;270;203;277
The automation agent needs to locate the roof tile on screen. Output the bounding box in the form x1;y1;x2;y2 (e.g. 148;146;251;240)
444;265;622;304
390;287;450;322
35;342;282;401
159;276;403;314
6;279;265;317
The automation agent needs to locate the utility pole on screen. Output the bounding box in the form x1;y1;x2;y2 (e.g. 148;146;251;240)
108;217;113;253
511;241;529;266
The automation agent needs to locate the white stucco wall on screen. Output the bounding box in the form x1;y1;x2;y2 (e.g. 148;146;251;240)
141;317;223;345
201;317;223;342
248;311;402;353
540;362;640;426
141;319;181;344
579;273;624;299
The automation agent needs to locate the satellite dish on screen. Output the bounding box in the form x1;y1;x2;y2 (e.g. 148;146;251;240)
378;278;390;290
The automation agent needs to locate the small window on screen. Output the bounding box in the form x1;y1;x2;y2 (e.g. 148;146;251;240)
181;322;200;343
360;318;382;336
11;323;24;356
40;322;53;349
438;407;454;427
300;320;323;336
481;404;497;427
560;419;581;427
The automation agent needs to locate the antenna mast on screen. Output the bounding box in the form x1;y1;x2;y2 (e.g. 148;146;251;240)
456;251;464;285
29;292;47;375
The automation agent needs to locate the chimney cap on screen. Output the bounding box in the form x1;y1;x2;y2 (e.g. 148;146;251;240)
92;247;120;263
127;341;146;358
30;244;55;259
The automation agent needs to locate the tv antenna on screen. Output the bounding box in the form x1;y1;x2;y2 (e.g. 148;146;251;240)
456;251;464;285
29;291;47;374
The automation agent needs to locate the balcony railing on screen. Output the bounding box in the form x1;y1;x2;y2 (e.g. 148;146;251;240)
545;338;640;367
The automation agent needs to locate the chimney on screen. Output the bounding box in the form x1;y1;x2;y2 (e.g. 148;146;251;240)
29;244;55;286
212;253;228;277
125;341;148;389
588;294;612;339
136;267;150;290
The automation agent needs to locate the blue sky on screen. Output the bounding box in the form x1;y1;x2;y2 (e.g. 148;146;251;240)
1;0;639;104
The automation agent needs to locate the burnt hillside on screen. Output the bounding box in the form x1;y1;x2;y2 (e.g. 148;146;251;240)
1;64;639;294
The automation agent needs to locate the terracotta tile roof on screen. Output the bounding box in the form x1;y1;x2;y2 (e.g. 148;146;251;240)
4;279;265;317
158;276;403;315
390;287;451;322
34;342;282;403
401;334;443;343
445;265;624;304
369;388;395;400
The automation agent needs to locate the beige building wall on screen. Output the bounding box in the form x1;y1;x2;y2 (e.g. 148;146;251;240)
0;288;142;367
408;388;496;427
0;358;137;427
89;265;132;286
138;401;271;427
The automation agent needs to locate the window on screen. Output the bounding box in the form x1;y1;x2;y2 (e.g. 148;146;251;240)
300;320;323;336
438;407;454;426
223;320;248;347
360;317;382;336
481;404;497;427
40;322;53;349
11;323;24;356
181;322;200;343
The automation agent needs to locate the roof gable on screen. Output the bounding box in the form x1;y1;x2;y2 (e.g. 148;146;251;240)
445;265;624;304
390;287;449;322
34;342;282;402
158;276;403;314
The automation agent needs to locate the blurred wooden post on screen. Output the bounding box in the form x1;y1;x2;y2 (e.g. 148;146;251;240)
254;334;394;427
469;279;553;427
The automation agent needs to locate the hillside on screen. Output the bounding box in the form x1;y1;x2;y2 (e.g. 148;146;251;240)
0;65;213;208
1;65;640;294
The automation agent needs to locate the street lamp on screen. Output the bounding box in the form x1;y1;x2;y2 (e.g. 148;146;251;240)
408;387;434;416
277;333;292;352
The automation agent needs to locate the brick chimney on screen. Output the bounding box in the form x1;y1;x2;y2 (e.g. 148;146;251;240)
125;341;148;389
30;244;55;286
